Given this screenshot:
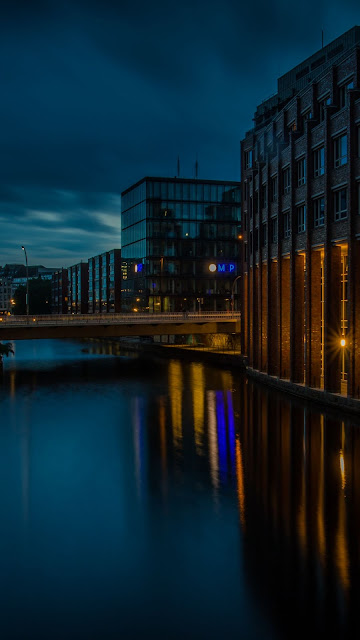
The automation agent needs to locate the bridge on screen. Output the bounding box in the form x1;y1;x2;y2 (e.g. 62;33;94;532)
0;312;240;341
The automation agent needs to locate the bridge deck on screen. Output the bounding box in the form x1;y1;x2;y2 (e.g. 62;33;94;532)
0;312;240;340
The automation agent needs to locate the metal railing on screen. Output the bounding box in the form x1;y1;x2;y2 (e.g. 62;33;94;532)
0;311;240;328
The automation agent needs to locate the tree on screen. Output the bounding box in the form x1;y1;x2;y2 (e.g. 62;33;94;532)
0;342;14;368
13;278;51;315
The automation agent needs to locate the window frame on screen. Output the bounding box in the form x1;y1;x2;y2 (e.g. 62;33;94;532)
313;196;325;228
313;146;325;177
334;133;347;168
334;188;347;221
297;157;306;186
297;205;306;233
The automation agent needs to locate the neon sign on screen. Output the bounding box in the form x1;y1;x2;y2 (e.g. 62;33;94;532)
135;263;143;273
209;263;236;273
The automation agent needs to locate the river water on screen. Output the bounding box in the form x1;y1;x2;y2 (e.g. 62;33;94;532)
0;339;360;639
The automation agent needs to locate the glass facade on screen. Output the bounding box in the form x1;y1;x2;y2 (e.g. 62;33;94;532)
121;177;241;312
88;249;121;314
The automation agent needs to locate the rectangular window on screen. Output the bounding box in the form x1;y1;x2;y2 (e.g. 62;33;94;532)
297;205;306;233
283;212;291;238
270;176;278;203
318;95;331;122
297;158;306;186
334;188;347;220
334;134;347;167
261;222;267;247
271;217;278;243
302;110;312;128
283;167;291;194
338;80;354;109
313;146;325;177
244;150;253;170
313;197;325;227
261;184;267;208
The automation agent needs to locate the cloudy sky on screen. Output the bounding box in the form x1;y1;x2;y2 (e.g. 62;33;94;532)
1;0;359;267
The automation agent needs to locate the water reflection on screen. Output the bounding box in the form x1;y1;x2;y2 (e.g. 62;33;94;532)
1;340;360;638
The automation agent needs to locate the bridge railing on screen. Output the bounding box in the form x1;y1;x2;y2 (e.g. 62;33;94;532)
0;311;240;327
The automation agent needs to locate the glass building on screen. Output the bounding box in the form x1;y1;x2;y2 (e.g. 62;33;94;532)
88;249;121;313
121;177;241;312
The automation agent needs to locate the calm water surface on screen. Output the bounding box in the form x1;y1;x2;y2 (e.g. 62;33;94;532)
1;339;360;639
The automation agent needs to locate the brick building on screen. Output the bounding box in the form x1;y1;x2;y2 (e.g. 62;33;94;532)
241;26;360;399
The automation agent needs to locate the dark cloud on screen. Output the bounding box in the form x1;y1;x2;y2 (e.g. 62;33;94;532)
0;0;359;265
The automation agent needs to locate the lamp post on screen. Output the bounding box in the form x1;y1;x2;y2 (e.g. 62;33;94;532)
21;246;29;317
231;274;241;316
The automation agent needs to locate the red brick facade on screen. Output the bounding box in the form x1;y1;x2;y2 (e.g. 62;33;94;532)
241;28;360;399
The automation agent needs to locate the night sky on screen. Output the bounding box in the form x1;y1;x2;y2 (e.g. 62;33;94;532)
1;0;359;267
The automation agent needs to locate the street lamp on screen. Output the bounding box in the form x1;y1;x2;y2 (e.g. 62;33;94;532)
21;246;29;317
231;274;241;316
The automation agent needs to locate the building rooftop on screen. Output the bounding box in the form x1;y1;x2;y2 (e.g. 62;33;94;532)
121;176;241;197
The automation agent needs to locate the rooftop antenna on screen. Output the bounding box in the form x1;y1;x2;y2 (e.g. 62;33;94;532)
177;156;180;178
195;153;199;179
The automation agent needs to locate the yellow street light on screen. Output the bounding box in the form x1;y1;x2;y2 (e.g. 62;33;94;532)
340;338;346;347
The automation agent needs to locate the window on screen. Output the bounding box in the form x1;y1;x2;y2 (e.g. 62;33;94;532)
313;197;325;227
302;110;312;128
334;188;347;220
297;158;306;186
261;184;267;208
297;205;306;233
261;222;267;247
270;176;278;203
334;134;347;167
244;150;253;170
243;182;248;201
338;80;354;109
283;167;290;194
318;95;331;122
271;217;278;243
283;212;291;238
313;146;325;177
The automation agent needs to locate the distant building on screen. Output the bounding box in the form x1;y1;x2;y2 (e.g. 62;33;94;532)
88;249;121;313
67;263;89;314
51;269;69;314
0;278;12;315
241;26;360;399
51;250;121;314
121;177;241;312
